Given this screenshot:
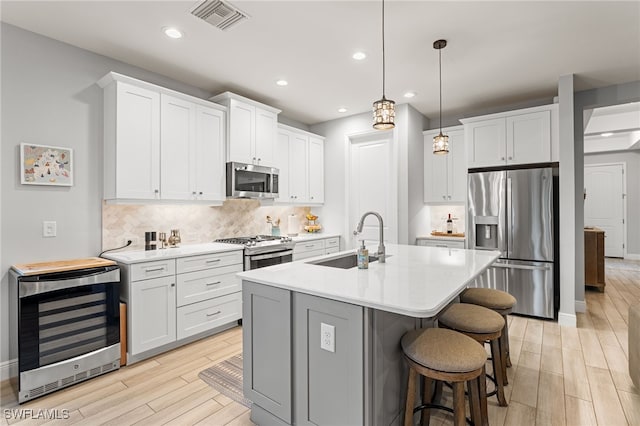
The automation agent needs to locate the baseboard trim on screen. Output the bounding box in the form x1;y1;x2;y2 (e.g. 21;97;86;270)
575;300;587;313
558;312;577;327
0;358;17;382
625;253;640;260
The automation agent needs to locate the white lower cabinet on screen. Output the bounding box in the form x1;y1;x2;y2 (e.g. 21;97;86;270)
177;292;241;340
122;249;243;362
130;275;176;355
293;237;340;261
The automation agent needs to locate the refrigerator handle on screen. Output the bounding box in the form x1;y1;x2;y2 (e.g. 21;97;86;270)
492;263;552;271
506;176;512;258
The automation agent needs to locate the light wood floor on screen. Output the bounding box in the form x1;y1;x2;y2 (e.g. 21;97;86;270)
1;258;638;425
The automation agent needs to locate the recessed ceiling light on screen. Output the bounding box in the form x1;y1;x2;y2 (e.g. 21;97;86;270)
600;132;613;137
163;27;183;39
352;51;366;60
338;107;348;113
276;79;288;86
404;91;416;98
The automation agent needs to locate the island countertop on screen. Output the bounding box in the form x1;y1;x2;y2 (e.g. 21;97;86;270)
238;243;500;318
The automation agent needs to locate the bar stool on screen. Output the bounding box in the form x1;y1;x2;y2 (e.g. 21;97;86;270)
438;303;508;407
460;288;516;377
401;328;489;426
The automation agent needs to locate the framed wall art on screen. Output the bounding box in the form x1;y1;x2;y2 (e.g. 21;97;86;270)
20;143;74;186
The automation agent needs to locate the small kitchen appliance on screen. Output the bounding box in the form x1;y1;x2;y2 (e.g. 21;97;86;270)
9;258;121;403
467;165;559;319
226;162;279;199
215;235;294;270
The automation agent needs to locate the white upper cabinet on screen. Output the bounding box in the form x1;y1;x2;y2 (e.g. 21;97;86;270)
98;72;226;204
276;125;325;205
193;105;225;201
308;136;324;204
210;92;280;167
423;126;466;203
109;81;161;200
462;104;557;168
161;94;195;201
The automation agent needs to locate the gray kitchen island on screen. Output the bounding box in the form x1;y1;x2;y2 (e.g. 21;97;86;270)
237;243;500;426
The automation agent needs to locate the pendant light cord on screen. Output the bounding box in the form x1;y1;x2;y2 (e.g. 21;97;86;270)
382;0;386;98
439;45;442;132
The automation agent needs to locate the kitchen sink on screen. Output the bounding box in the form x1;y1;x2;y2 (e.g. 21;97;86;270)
307;253;389;269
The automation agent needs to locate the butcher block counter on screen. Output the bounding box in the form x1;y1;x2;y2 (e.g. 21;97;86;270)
12;257;116;276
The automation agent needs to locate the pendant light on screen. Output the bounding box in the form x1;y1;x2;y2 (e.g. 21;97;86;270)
372;0;395;130
433;39;449;154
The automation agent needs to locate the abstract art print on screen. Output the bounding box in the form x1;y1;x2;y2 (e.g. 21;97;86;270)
20;143;73;186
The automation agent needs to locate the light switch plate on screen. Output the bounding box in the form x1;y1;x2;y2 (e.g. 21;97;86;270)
320;322;335;353
43;221;57;237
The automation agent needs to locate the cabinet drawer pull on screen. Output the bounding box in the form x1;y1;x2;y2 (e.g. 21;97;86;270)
205;259;221;264
305;244;315;248
144;267;165;272
206;281;222;286
206;311;222;317
436;244;448;248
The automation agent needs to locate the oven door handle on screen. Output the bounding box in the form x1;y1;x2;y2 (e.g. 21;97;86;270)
19;268;120;298
248;250;293;261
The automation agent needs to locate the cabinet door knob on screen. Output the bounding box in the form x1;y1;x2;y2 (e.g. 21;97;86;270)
192;191;197;195
154;189;159;193
199;191;203;195
257;158;261;162
310;196;314;200
508;156;513;160
501;157;505;161
442;195;446;200
170;283;175;287
448;196;451;200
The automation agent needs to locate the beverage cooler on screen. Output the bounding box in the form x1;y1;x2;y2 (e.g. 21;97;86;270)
9;258;121;403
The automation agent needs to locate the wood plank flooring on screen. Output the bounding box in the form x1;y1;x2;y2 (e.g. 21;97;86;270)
1;258;638;425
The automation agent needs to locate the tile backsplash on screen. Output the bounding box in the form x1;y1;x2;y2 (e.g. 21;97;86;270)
102;199;315;251
429;205;466;234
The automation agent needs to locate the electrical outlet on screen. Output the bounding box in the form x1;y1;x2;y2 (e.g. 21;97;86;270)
320;322;335;353
42;221;57;237
123;236;139;246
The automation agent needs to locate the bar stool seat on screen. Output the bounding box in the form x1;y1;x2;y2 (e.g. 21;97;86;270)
402;328;489;426
438;303;508;407
461;288;516;371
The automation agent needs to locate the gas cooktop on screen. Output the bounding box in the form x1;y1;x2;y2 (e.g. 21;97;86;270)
215;235;294;254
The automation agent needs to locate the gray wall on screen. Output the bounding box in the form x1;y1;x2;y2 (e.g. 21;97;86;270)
406;106;430;245
0;23;220;367
584;150;640;255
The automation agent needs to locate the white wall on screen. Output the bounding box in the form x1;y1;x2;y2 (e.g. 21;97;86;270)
0;23;220;368
584;150;640;256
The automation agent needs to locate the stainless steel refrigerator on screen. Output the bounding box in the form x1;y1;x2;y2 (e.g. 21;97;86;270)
468;166;558;319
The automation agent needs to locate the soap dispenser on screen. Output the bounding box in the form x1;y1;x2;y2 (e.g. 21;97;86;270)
357;240;369;269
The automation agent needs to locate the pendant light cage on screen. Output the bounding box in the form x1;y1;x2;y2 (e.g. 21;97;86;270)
433;39;449;154
373;0;395;130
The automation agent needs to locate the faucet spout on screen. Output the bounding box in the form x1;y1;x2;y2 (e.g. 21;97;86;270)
355;211;386;263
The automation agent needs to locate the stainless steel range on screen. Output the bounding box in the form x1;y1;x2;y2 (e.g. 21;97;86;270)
215;235;295;270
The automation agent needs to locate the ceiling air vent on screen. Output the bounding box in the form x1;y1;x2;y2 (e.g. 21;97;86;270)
190;0;249;31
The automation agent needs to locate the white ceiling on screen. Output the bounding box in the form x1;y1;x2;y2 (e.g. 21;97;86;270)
1;1;639;126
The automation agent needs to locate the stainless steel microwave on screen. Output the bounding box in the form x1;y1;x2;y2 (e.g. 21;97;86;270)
226;162;279;199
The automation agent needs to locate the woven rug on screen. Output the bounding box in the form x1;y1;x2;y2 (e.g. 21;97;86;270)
198;354;252;408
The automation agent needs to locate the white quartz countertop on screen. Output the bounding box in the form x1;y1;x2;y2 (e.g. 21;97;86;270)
238;244;500;318
102;243;244;264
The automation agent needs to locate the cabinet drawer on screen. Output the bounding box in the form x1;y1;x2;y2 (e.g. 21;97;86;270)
325;237;339;249
294;240;324;254
176;251;243;274
325;246;340;255
177;292;241;340
130;259;176;282
293;248;325;261
417;239;465;249
177;264;242;307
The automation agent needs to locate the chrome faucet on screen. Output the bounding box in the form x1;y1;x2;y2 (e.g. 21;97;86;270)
353;211;386;263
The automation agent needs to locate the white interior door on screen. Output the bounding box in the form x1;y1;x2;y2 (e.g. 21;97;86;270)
584;163;625;257
348;132;397;249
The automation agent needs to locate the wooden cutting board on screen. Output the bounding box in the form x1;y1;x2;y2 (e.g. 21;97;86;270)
430;231;465;237
12;257;116;276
